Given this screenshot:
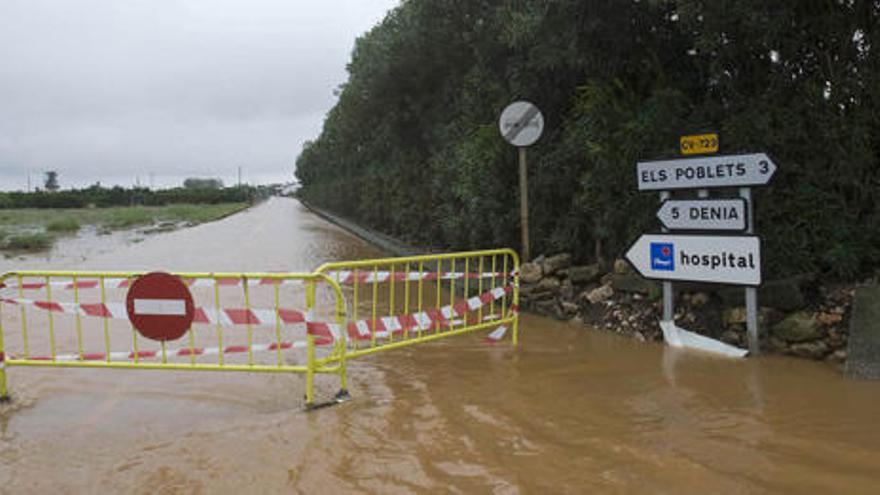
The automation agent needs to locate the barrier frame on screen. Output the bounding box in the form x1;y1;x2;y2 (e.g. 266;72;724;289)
0;270;348;408
313;248;520;367
0;249;520;409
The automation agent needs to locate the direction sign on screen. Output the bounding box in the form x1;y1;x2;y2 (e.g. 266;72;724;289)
499;101;544;147
656;198;747;231
625;234;761;286
126;272;195;341
636;153;777;191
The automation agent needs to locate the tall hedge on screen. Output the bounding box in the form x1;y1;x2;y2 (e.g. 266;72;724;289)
296;0;880;280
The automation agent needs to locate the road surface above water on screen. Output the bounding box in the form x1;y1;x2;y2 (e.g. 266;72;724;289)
1;197;879;493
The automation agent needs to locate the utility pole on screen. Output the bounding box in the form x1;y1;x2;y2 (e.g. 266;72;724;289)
238;166;242;189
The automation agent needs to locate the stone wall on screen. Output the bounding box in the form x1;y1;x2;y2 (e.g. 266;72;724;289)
519;253;860;364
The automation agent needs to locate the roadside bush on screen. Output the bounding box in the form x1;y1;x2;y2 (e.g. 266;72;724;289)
103;208;155;230
4;233;54;251
45;217;80;233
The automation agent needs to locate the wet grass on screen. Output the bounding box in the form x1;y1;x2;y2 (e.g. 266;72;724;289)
0;203;248;252
45;216;81;233
3;233;54;251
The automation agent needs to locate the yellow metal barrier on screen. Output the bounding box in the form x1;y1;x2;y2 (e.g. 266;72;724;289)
0;249;520;409
313;248;520;370
0;270;347;408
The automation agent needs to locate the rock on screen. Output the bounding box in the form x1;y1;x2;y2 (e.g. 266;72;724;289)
790;340;830;359
846;285;880;379
542;253;571;276
569;264;603;284
585;284;614;304
613;258;631;275
520;262;543;284
533;299;558;315
559;280;574;300
772;311;823;343
767;336;788;352
691;292;711;307
723;307;747;326
720;330;740;345
531;289;556;301
537;276;561;292
817;312;843;326
827;349;847;363
561;301;579;317
719;275;810;312
634;331;646;342
608;273;658;295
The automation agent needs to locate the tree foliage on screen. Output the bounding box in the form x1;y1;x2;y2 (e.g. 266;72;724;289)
296;0;880;279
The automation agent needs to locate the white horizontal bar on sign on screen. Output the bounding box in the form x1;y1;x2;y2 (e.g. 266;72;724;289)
133;298;187;316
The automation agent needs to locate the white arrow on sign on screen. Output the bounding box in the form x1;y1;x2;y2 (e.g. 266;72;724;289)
656;198;747;231
625;234;761;286
637;153;777;191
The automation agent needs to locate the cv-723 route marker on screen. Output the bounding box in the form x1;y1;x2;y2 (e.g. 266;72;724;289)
656;198;747;231
637;153;777;191
625;234;762;286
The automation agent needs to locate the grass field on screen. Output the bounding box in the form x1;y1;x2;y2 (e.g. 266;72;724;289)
0;203;248;252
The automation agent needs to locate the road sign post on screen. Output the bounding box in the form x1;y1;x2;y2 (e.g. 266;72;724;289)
741;187;760;354
632;145;776;357
499;101;544;262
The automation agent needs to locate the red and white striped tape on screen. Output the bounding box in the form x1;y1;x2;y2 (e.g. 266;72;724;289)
1;284;517;348
0;270;516;293
338;286;517;342
19;340;312;363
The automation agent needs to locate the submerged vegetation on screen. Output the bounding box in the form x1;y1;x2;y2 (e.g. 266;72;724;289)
296;1;880;280
0;203;248;252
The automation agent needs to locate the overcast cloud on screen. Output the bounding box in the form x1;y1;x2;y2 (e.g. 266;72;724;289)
0;0;399;191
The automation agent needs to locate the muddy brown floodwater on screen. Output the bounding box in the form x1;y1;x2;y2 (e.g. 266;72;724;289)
1;197;879;493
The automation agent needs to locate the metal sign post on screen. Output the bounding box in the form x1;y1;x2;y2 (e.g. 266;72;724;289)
499;101;544;262
741;187;760;354
518;147;530;261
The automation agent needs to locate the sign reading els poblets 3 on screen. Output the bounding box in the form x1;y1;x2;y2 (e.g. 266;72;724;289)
637;153;777;191
625;234;762;286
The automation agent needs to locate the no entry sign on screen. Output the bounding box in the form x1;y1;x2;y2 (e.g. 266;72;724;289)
126;272;195;341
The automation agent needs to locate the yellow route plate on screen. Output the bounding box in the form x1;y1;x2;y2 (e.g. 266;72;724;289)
680;133;719;155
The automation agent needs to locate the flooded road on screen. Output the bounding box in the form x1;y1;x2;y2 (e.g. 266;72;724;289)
1;197;879;493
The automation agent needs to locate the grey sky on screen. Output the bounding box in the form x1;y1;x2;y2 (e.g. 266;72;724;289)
0;0;399;191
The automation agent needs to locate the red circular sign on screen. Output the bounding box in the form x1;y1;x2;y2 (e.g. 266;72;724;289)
125;272;195;342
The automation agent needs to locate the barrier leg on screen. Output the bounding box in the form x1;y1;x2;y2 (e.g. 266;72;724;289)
336;340;350;402
305;333;316;408
0;303;8;402
0;353;8;403
305;280;316;408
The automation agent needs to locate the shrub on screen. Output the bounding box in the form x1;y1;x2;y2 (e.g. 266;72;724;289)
4;233;54;251
46;216;80;233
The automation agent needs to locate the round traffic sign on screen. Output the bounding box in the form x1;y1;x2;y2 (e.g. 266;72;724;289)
125;272;195;342
499;101;544;147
